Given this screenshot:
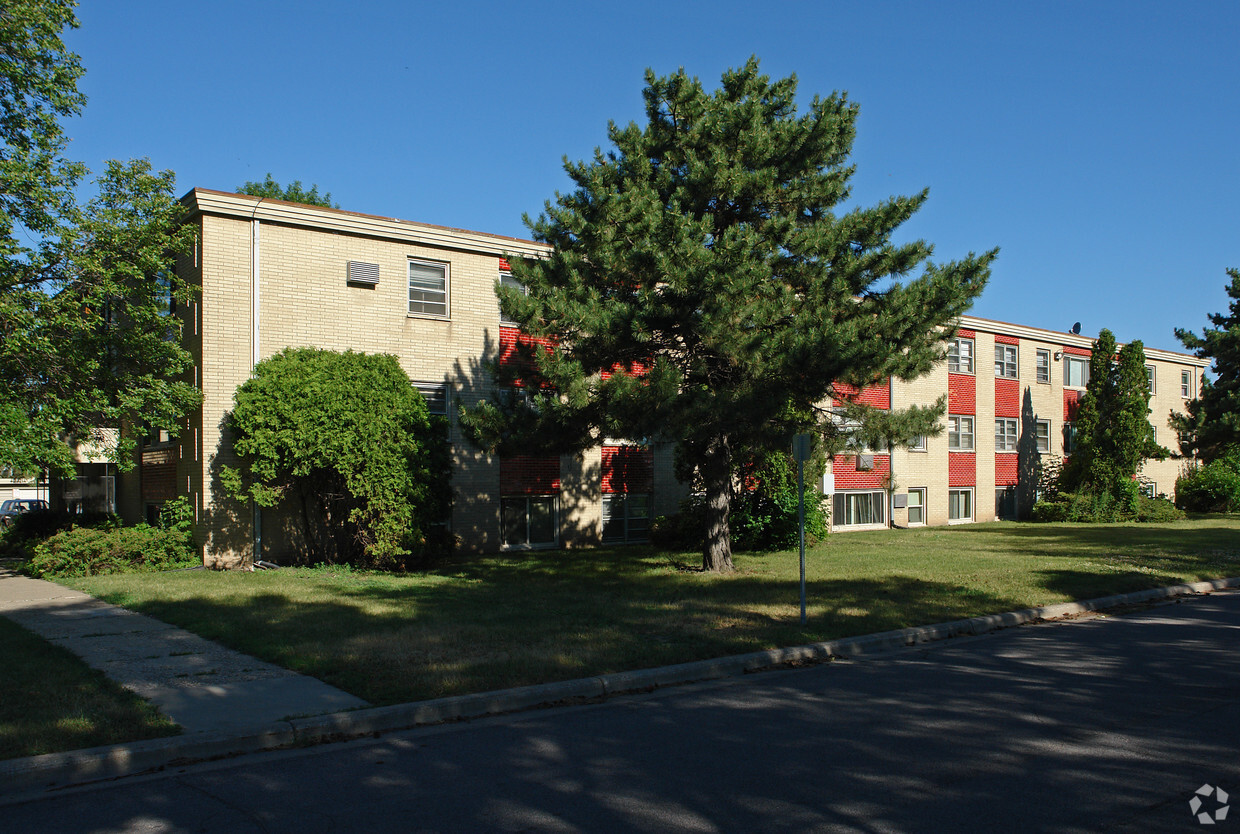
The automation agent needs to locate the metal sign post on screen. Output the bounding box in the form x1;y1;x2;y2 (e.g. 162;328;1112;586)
792;434;812;625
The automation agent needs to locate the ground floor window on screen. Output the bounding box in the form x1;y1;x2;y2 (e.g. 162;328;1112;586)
602;493;651;543
1139;482;1156;498
995;486;1018;520
907;488;926;525
949;488;973;523
501;495;557;548
833;490;886;528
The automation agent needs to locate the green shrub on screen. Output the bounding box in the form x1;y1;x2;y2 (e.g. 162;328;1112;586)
1175;451;1240;513
1136;495;1186;522
27;523;196;579
0;509;117;560
1031;485;1172;523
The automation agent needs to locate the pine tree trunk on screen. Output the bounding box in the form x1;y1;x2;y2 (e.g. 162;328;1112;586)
701;435;735;572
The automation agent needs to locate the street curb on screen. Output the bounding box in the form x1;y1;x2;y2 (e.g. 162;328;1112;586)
3;576;1237;799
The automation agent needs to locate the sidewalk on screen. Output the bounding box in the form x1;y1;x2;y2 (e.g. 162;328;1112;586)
0;567;367;735
2;566;1237;799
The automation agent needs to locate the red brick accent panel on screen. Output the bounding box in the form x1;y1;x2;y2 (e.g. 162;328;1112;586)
600;359;651;381
832;454;890;490
499;258;511;271
948;452;976;487
141;463;177;502
601;446;654;494
995;378;1020;418
995;454;1018;486
1064;389;1082;421
957;328;976;339
500;456;561;494
832;381;891;409
1062;345;1091;357
994;333;1019;346
948;373;976;414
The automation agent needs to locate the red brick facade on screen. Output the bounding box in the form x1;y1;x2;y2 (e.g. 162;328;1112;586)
995;377;1020;418
601;446;654;494
948;452;976;487
995;454;1018;486
499;456;561;494
832;454;890;490
948;373;976;414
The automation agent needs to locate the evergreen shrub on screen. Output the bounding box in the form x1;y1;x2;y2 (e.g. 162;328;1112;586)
1175;449;1240;512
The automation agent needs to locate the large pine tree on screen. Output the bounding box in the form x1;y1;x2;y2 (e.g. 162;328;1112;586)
465;59;995;571
1172;268;1240;462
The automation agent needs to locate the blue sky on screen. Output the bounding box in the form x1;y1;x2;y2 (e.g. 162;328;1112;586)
63;1;1238;353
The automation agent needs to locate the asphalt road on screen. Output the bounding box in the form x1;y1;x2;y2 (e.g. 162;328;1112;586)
6;590;1238;833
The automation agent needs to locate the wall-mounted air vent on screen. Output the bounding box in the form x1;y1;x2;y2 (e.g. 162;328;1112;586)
347;261;380;287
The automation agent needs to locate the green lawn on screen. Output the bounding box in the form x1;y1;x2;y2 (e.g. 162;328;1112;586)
62;517;1240;707
0;616;180;760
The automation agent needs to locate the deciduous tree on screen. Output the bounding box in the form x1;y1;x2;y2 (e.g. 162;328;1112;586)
220;348;445;568
1;1;199;477
237;173;338;208
463;59;995;570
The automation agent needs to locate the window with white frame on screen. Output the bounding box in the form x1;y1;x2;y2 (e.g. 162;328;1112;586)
1181;369;1194;399
1140;482;1156;498
602;494;651;543
995;345;1018;379
830;408;872;454
995;486;1018;520
1035;419;1051;453
833;490;886;528
1036;349;1051;384
1146;365;1156;393
1064;422;1079;454
501;496;557;547
1064;355;1090;388
949;488;973;522
414;382;448;416
408;260;448;317
948;337;974;374
995;418;1018;451
498;271;526;325
948;415;974;451
907;488;926;525
908;435;927;452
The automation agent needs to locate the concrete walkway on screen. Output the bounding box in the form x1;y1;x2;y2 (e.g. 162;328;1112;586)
0;567;367;735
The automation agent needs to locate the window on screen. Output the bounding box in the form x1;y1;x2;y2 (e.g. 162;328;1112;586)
948;338;974;374
1139;482;1156;498
1146;365;1156;393
908;435;927;452
501;496;557;547
949;489;973;523
414;382;448;416
1035;419;1051;453
833;490;886;528
498;271;526;325
1064;355;1090;388
907;488;926;525
830;408;872;454
995;487;1018;520
948;415;974;451
1036;349;1051;384
1064;422;1079;454
995;418;1018;451
1181;370;1194;399
602;494;651;543
995;345;1017;379
408;260;448;317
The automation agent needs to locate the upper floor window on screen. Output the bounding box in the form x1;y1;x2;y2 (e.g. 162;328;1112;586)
1035;419;1051;453
995;345;1018;379
1181;369;1194;399
1036;349;1051;383
995;418;1018;451
409;260;448;317
1064;355;1090;388
1064;422;1079;454
498;271;526;325
948;338;974;374
948;415;974;451
908;435;927;452
1146;365;1156;393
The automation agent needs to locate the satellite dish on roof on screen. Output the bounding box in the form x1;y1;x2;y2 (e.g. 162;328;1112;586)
1071;322;1081;335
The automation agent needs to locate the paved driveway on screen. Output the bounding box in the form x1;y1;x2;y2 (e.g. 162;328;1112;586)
4;591;1238;833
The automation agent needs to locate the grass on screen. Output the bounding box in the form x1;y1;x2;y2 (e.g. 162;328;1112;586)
56;516;1240;708
0;616;180;760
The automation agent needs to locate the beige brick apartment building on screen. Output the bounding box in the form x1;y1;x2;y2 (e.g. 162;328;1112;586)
116;189;1207;565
